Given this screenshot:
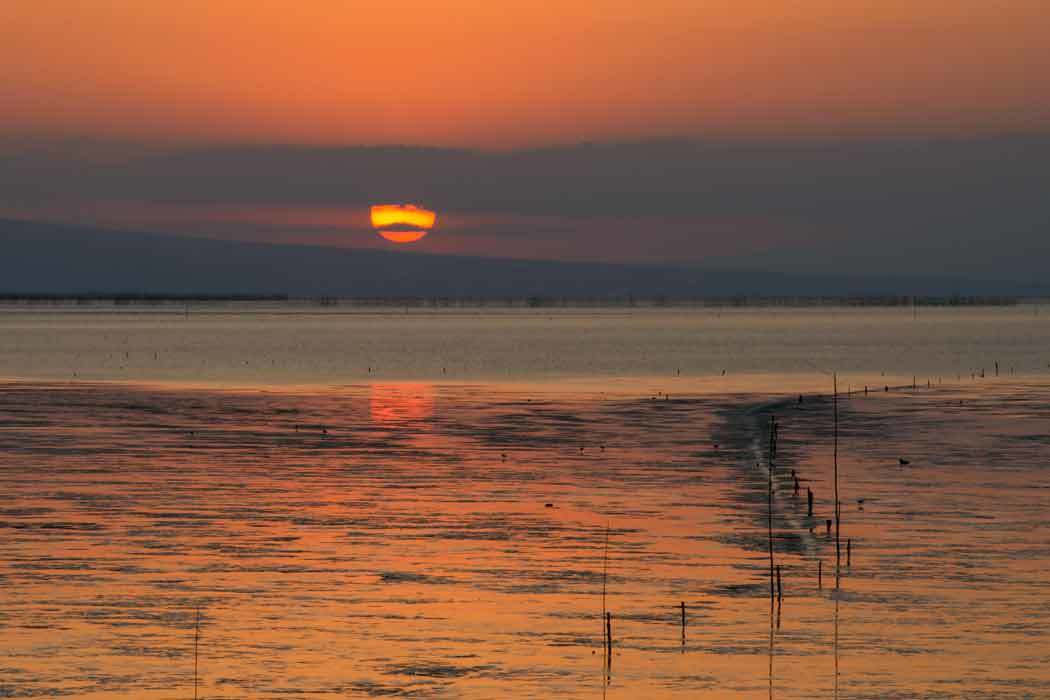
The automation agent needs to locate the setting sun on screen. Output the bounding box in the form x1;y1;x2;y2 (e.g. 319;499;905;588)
370;204;436;244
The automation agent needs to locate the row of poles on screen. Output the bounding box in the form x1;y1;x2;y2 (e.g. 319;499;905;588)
770;373;848;608
190;376;853;692
600;374;849;674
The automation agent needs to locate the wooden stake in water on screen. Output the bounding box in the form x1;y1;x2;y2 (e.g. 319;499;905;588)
768;416;775;603
818;560;823;589
605;611;613;664
834;373;841;589
847;538;852;567
680;601;686;650
194;606;200;700
771;415;778;460
601;523;609;650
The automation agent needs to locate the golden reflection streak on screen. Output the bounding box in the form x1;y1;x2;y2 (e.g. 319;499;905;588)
369;383;435;424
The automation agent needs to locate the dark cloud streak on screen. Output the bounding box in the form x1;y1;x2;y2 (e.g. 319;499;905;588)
2;135;1048;280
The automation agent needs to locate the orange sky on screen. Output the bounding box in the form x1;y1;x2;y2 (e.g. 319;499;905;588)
2;0;1047;148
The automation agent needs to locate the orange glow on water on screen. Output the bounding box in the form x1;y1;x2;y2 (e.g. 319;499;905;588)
369;383;435;425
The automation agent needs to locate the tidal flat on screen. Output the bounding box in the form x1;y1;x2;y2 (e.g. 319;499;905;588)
0;377;1047;698
0;305;1048;698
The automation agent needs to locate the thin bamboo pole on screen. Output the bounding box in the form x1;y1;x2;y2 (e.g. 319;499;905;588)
834;373;841;589
602;523;609;650
768;416;775;603
194;607;200;700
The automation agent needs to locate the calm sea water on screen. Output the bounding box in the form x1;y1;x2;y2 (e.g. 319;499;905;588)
1;303;1048;387
0;305;1047;698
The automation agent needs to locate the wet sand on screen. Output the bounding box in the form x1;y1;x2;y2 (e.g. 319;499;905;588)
1;378;1047;698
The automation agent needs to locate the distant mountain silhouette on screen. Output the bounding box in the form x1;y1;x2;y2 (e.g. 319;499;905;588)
1;219;1045;298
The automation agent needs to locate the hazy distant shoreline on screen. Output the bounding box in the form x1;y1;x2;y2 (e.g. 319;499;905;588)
0;293;1034;309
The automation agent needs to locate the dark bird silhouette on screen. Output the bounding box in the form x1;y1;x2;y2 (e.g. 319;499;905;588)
898;457;910;465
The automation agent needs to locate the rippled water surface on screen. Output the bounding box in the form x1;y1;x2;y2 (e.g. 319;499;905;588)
0;306;1048;698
